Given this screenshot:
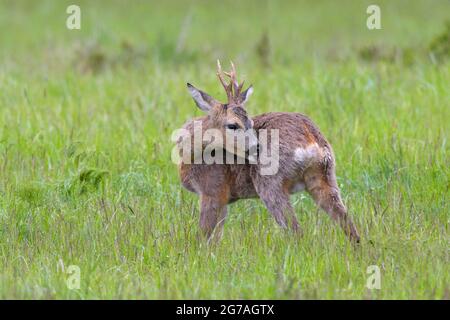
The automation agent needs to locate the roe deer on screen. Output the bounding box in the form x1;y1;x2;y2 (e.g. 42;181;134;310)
176;61;360;243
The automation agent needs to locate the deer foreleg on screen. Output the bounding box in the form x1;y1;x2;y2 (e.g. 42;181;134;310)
199;194;228;242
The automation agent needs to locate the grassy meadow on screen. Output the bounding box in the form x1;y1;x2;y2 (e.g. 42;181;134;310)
0;0;448;299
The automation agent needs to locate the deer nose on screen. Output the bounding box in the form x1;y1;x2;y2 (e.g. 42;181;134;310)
256;143;261;155
247;143;260;158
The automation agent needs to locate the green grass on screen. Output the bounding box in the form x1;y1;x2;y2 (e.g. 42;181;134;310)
0;0;448;299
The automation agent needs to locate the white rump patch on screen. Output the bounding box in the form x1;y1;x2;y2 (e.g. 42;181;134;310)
294;143;321;166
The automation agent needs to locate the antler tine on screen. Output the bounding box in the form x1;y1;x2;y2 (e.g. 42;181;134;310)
216;59;233;101
224;61;240;97
230;61;239;91
237;80;245;95
216;60;226;88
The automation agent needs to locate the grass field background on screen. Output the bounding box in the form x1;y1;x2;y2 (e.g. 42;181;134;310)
0;0;448;299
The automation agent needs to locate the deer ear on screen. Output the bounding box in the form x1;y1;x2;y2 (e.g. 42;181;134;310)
239;85;253;105
187;83;217;112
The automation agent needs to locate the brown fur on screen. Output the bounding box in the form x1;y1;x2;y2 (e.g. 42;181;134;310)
178;112;360;243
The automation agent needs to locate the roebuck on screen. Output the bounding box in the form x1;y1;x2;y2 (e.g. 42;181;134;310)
176;61;360;243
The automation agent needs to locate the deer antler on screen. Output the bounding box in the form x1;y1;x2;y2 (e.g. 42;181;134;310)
216;60;245;104
216;60;233;102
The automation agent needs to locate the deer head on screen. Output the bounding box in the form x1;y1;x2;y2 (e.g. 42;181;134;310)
187;61;258;161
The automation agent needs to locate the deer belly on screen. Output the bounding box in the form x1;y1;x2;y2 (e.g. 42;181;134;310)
289;182;306;194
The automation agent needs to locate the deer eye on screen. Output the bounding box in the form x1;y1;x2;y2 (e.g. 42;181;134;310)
226;124;239;130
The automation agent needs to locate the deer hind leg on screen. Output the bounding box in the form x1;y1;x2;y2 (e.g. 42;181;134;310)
199;194;228;242
256;184;300;232
304;168;360;243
